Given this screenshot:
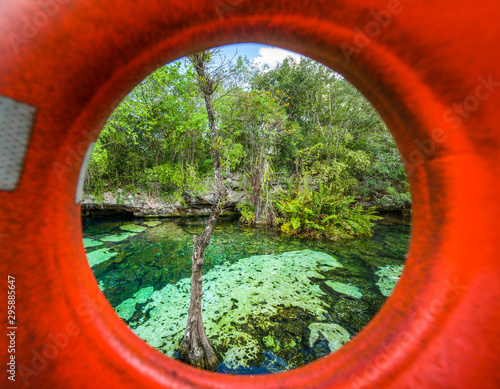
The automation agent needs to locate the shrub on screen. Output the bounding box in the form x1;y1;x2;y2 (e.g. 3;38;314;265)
238;201;256;224
275;180;381;240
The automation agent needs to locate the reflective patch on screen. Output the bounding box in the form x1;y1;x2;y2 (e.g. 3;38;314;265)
76;142;95;204
0;96;37;191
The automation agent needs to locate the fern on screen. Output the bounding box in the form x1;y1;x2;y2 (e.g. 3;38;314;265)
291;217;301;231
238;202;256;224
274;179;382;240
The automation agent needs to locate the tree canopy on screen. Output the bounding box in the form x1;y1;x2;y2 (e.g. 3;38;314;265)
85;52;410;218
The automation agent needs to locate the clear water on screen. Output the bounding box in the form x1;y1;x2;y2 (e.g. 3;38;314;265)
82;217;410;374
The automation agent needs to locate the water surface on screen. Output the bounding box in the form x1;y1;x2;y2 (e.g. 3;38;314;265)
83;217;410;373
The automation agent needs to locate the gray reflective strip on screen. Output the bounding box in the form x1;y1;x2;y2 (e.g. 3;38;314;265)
0;96;37;191
76;142;95;204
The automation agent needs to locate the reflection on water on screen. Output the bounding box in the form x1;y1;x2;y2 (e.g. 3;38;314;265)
82;217;410;373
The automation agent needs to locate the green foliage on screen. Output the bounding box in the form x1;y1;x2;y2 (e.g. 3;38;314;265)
275;181;381;240
374;187;412;210
84;61;208;194
238;202;256;224
142;162;202;196
221;141;245;172
86;141;110;194
84;49;410;231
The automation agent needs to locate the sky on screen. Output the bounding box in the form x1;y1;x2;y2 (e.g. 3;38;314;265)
220;43;303;70
170;43;305;71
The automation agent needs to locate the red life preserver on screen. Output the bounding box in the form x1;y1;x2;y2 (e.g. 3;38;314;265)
1;0;500;387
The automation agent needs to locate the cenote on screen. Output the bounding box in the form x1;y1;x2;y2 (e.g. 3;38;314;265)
82;216;410;374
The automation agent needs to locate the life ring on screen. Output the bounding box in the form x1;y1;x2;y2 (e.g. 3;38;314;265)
1;0;500;387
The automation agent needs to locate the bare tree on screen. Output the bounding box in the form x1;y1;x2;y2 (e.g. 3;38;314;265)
178;50;227;371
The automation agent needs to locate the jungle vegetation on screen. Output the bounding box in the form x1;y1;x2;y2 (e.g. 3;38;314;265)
84;50;411;239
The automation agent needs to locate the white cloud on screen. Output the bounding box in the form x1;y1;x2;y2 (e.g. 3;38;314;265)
252;47;303;71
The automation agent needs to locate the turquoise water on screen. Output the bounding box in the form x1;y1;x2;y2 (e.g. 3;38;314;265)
83;217;410;373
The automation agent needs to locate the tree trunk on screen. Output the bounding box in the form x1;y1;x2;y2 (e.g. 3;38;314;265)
178;203;222;371
253;165;263;223
253;146;269;224
179;51;225;371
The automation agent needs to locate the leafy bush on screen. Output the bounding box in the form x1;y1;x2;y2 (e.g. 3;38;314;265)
238;201;256;224
275;180;381;240
85;142;110;194
142;162;202;194
374;188;411;210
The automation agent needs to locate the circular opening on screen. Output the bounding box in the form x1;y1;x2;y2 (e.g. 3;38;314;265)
80;44;411;375
5;1;493;386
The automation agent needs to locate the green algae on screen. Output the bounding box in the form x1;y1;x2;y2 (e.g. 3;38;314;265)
120;224;147;233
375;265;404;296
143;221;163;227
134;286;154;304
83;238;102;248
308;323;350;352
132;281;189;353
116;298;137;321
115;286;155;321
100;232;137;242
133;250;343;366
86;248;118;267
98;280;106;291
325;281;363;299
142;222;190;242
222;333;261;370
263;335;281;352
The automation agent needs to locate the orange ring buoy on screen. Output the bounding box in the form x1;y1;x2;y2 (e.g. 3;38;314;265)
1;0;500;387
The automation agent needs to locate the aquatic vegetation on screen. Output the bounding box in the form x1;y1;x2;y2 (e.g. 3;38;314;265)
98;280;106;291
83;238;103;248
100;233;137;242
115;286;155;321
120;223;148;233
116;298;137;321
308;323;350;352
86;248;117;267
325;281;363;299
134;286;155;303
375;265;404;296
142;222;190;242
83;218;410;373
222;334;261;370
263;335;281;352
143;221;163;227
132;250;343;368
